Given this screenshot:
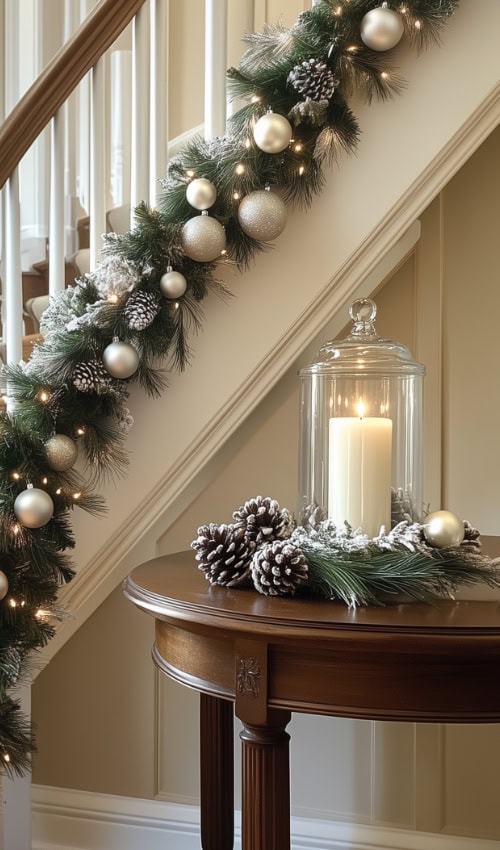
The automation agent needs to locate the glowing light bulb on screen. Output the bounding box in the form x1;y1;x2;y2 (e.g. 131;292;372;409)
38;390;50;403
234;163;245;175
251;95;261;103
73;492;81;500
381;72;389;80
294;143;303;152
12;472;20;480
9;599;16;608
12;524;20;536
244;138;251;149
108;293;119;304
56;488;62;495
333;5;343;15
298;165;305;176
3;754;10;763
76;427;86;436
233;192;241;200
42;477;48;485
185;169;195;178
415;19;422;29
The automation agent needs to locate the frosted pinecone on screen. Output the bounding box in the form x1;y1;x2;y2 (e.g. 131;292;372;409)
124;290;160;331
232;496;295;546
288;58;338;102
72;360;110;393
251;540;308;597
462;521;481;550
191;523;255;587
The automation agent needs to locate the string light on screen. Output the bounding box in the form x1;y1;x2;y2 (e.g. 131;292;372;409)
185;169;195;178
107;293;119;304
12;472;21;481
220;249;227;256
298;164;305;176
293;143;303;153
381;72;390;81
42;477;48;485
56;488;62;495
73;492;81;501
37;389;51;403
233;191;241;201
333;5;343;16
76;426;86;436
3;754;10;763
234;163;246;175
414;19;422;29
12;524;20;536
9;598;16;609
400;4;408;12
174;302;180;310
35;608;50;621
251;95;261;103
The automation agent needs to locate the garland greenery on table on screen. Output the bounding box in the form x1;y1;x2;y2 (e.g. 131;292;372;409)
0;0;459;775
191;496;500;607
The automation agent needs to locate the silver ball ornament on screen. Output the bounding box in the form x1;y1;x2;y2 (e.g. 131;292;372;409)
181;213;226;262
360;3;404;52
186;177;217;211
0;570;8;601
237;190;287;242
423;510;465;549
14;487;54;529
253;112;293;154
160;269;187;299
103;339;140;380
44;434;79;472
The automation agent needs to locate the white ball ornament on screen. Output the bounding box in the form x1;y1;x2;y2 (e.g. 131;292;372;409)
360;2;404;52
160;268;187;299
186;177;217;211
102;338;140;380
181;212;226;262
0;570;8;601
253;112;293;154
237;189;287;242
14;485;54;529
423;510;465;549
44;434;79;472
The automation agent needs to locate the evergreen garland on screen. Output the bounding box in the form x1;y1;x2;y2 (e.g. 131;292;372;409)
0;0;459;775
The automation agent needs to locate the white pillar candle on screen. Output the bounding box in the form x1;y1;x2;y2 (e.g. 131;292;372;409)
328;411;392;538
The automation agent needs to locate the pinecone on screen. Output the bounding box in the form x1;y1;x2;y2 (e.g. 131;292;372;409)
251;541;308;597
124;290;160;331
287;58;338;102
72;360;110;393
462;521;481;550
191;523;255;587
232;496;295;546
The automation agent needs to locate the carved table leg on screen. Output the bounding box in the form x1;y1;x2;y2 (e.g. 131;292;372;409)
240;709;292;850
200;693;234;849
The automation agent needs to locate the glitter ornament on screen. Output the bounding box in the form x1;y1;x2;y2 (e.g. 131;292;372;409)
360;3;404;52
14;485;54;529
103;339;140;380
253;112;293;154
237;189;287;242
186;177;217;211
44;434;78;472
0;571;8;600
181;212;226;262
423;510;465;549
160;267;188;299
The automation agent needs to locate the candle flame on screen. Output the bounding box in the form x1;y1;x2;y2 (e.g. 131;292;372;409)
356;399;365;418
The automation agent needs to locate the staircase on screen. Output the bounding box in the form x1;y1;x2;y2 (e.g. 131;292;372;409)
1;0;500;674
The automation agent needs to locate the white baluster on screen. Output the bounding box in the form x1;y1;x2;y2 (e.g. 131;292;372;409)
110;50;132;210
150;0;169;207
227;0;254;119
49;109;66;298
64;0;80;256
204;0;228;140
4;170;23;377
77;1;93;215
90;58;107;270
131;3;150;224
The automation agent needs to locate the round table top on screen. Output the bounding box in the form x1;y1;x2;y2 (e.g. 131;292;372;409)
125;549;500;638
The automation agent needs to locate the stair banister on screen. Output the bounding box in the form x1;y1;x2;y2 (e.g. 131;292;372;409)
0;0;148;192
205;0;228;140
131;3;151;221
149;0;169;207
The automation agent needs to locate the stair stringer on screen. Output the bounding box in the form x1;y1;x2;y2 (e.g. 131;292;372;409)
36;0;500;673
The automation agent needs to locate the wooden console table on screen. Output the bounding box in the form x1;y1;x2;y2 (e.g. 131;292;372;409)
124;550;500;850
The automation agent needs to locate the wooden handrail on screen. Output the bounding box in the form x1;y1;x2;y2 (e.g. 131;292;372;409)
0;0;148;190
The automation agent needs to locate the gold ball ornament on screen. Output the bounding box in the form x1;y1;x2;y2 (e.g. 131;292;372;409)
14;486;54;529
44;434;79;472
423;510;465;549
237;189;287;242
253;112;293;154
181;212;226;262
160;268;187;299
0;571;8;600
186;177;217;211
360;3;404;52
102;339;140;380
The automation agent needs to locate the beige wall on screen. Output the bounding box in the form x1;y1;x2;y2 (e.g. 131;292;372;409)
32;125;500;841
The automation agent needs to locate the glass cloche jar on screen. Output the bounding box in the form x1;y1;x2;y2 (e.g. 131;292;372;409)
298;298;425;537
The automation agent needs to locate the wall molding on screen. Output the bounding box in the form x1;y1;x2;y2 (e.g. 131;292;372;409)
31;785;499;850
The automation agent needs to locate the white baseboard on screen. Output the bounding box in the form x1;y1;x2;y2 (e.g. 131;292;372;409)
31;785;499;850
